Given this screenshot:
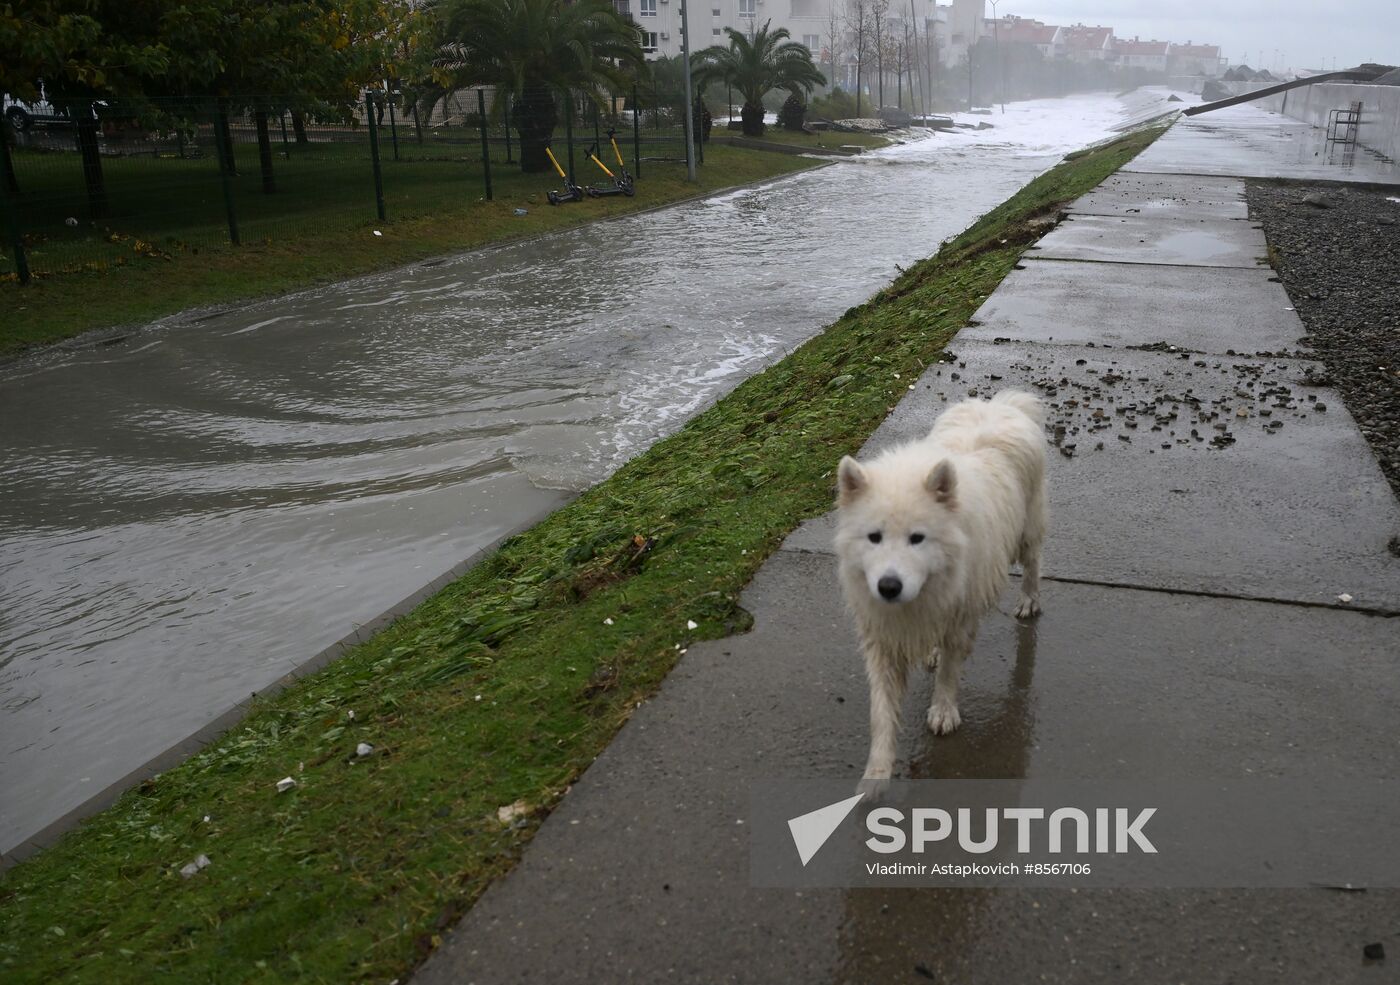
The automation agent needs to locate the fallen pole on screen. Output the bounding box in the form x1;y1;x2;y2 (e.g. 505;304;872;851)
1183;70;1382;116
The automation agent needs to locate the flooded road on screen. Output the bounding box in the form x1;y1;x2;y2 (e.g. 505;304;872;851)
0;91;1172;853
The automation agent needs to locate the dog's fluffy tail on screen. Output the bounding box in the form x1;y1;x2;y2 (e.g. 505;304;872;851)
991;389;1044;425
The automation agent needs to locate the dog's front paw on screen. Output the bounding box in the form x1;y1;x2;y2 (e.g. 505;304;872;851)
1014;595;1041;619
927;700;961;735
857;774;891;801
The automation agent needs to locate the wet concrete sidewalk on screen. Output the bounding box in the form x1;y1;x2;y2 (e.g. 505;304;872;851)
414;108;1400;983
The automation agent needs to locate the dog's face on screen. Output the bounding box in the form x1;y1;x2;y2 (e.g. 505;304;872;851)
835;455;959;605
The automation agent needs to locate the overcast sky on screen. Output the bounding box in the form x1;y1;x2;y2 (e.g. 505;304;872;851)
1010;0;1398;71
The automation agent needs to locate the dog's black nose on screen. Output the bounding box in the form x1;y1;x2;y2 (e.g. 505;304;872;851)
877;576;903;600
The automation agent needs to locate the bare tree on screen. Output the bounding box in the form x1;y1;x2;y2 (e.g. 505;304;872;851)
825;2;845;94
846;0;871;116
871;0;889;107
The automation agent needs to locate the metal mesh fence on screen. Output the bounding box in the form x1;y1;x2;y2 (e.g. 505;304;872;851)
0;86;700;282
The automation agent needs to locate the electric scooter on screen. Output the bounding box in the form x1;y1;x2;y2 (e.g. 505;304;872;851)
583;129;635;197
544;146;585;205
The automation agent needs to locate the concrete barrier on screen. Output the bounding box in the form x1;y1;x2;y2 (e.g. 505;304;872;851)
1261;82;1400;163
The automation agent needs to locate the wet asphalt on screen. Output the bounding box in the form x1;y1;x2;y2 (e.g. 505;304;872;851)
413;106;1400;983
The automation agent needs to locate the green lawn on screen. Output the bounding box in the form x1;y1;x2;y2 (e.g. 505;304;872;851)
0;138;812;358
0;126;1164;985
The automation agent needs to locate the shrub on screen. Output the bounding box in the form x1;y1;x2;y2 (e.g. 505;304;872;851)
777;93;806;131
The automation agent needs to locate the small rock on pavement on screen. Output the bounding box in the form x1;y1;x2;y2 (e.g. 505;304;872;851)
179;854;211;879
1363;942;1385;961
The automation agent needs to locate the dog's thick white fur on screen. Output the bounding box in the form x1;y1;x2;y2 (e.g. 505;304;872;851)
835;390;1047;798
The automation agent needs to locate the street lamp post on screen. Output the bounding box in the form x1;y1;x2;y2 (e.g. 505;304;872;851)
680;0;697;182
987;0;1004;113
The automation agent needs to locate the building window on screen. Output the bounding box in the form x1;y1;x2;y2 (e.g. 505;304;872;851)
639;0;656;15
802;33;820;51
712;26;721;34
712;6;720;13
640;30;658;50
738;0;754;15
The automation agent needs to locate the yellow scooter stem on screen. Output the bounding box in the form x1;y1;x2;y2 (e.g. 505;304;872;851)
544;146;568;180
589;152;615;179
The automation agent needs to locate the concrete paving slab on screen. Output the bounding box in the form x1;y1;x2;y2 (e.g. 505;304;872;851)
782;341;1400;611
414;554;1400;985
963;258;1308;355
1125;104;1400;185
1067;172;1249;220
1030;214;1268;268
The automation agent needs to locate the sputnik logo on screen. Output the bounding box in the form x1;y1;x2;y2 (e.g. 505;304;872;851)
787;793;865;866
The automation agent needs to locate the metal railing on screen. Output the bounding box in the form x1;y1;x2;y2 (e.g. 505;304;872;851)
0;85;701;282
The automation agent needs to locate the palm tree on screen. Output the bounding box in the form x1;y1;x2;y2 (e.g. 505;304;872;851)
691;22;826;137
434;0;643;172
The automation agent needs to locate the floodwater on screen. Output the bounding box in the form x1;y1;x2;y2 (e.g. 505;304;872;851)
0;90;1180;854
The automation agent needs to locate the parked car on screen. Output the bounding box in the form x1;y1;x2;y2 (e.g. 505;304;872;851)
3;92;70;131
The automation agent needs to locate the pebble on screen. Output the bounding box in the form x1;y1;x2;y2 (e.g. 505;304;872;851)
1250;183;1399;497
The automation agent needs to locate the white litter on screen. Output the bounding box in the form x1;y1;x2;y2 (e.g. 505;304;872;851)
603;617;614;625
497;800;528;824
179;854;211;878
1337;593;1354;604
513;208;528;216
276;776;297;793
347;709;356;720
686;619;698;630
355;742;374;757
65;217;78;227
373;230;383;236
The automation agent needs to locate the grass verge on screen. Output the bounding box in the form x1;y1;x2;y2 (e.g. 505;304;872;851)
0;145;819;359
0;125;1165;984
714;128;895;151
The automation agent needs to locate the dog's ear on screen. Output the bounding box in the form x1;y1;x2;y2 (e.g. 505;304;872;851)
837;456;867;505
925;460;957;505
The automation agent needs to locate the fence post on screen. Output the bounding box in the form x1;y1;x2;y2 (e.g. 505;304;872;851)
366;91;387;222
632;85;642;179
694;96;704;165
254;108;276;194
503;93;513;162
477;89;493;202
279;112;290;159
565;91;576;177
211;102;241;246
387;95;400;161
0;123;30;284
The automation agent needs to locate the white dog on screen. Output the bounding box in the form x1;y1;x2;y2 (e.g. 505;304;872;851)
835;389;1047;798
